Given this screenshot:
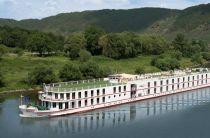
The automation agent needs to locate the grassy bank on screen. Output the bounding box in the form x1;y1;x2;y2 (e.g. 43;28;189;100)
0;54;194;92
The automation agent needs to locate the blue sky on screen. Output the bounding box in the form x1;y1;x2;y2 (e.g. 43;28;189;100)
0;0;210;20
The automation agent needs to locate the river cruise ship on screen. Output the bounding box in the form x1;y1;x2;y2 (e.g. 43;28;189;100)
19;68;210;118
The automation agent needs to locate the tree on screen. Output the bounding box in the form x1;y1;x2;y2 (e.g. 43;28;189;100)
202;52;210;61
28;66;57;85
135;67;145;74
59;63;82;81
64;33;86;59
0;44;9;59
0;72;4;87
191;53;204;65
84;26;105;55
78;49;92;62
26;32;55;56
80;61;101;79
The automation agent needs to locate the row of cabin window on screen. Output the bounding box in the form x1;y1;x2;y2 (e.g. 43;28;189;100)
148;74;208;87
148;79;207;94
53;88;106;100
113;86;126;93
52;97;106;109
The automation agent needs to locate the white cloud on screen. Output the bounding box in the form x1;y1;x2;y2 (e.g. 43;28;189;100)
0;0;210;20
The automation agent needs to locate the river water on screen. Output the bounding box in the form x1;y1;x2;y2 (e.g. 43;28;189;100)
1;88;210;138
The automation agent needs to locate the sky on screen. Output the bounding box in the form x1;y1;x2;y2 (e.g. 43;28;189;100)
0;0;210;20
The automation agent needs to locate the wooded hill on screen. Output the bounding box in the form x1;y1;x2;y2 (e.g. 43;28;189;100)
0;3;210;41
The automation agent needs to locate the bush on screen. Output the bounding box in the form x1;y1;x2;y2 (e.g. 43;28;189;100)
80;61;101;79
59;63;82;81
191;53;204;65
135;67;145;74
28;66;57;85
0;44;9;59
202;52;210;61
0;72;4;87
78;49;92;62
13;48;24;57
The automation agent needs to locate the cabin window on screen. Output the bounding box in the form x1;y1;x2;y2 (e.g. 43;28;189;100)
166;86;168;91
206;74;208;78
147;89;150;94
97;89;100;96
154;81;157;86
193;76;195;80
188;77;190;81
166;80;169;85
119;86;121;92
178;84;180;89
183;77;185;82
124;86;126;91
197;75;199;80
97;98;100;104
71;102;75;108
114;95;116;97
172;85;174;90
154;88;156;93
85;100;88;106
148;82;150;87
53;103;56;108
60;94;64;99
78;92;81;98
102;89;105;95
48;92;52;96
55;93;58;99
188;83;189;87
202;75;203;79
66;93;70;99
192;82;194;86
85;91;88;97
160;87;163;92
91;90;94;97
113;87;116;93
91;99;94;105
178;78;180;83
78;101;81;107
172;79;174;83
183;83;185;88
59;103;62;109
102;97;105;103
72;93;75;99
160;80;163;85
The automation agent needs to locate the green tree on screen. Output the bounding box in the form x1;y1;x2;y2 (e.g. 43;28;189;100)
64;33;86;59
26;32;54;56
84;26;105;55
191;53;204;65
135;67;145;74
28;66;57;85
59;63;82;81
202;52;210;61
80;61;101;79
0;44;9;59
78;49;92;62
0;72;4;87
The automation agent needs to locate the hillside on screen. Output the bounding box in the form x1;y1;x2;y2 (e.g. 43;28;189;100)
0;3;210;41
0;8;179;35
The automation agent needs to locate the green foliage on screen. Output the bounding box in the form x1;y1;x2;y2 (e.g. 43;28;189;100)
64;33;86;59
0;72;4;87
202;52;210;61
84;26;105;55
59;63;82;81
0;44;9;59
13;48;24;57
78;49;92;62
135;67;145;74
99;32;138;59
191;53;204;65
28;66;57;85
152;56;180;71
80;61;102;79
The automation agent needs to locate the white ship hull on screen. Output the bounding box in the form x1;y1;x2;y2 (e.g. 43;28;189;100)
19;83;210;118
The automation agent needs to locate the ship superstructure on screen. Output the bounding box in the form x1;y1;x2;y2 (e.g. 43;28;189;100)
19;68;210;117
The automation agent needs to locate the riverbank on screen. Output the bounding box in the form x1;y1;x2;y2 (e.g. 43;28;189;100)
0;88;41;95
0;54;194;92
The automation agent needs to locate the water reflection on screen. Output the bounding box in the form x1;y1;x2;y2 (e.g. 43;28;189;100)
18;88;210;134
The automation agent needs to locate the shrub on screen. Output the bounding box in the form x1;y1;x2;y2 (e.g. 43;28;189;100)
59;63;82;81
28;66;57;85
191;53;204;65
135;67;145;74
80;61;102;79
202;52;210;61
0;72;4;87
78;49;92;62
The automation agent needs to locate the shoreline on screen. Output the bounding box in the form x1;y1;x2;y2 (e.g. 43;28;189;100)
0;88;41;95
